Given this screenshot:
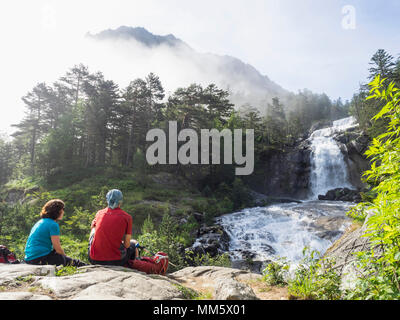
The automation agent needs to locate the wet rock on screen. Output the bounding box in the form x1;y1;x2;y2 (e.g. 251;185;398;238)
318;188;362;203
312;215;351;241
315;230;342;241
260;244;276;255
231;259;269;274
239;250;257;260
338;131;370;189
185;225;231;264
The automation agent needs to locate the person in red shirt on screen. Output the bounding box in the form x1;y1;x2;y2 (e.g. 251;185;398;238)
88;189;138;266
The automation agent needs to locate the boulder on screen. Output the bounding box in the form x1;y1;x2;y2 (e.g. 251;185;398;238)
170;266;260;300
214;278;258;300
186;225;230;262
231;259;270;274
323;212;382;291
318;188;362;203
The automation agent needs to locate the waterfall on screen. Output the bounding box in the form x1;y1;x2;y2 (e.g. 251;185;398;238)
308;116;356;199
195;116;358;265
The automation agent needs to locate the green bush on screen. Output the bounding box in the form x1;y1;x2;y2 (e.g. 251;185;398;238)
287;247;341;300
262;258;290;286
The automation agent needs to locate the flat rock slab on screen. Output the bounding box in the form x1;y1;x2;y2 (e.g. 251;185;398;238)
0;291;53;300
0;264;262;300
0;264;186;300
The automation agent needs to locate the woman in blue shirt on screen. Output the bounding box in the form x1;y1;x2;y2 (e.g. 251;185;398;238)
24;199;86;267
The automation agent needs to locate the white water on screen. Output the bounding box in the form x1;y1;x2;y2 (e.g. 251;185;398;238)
217;201;353;263
211;116;358;264
308;116;357;199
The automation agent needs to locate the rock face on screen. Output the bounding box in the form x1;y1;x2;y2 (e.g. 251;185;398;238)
251;140;312;199
333;129;370;190
311;215;352;242
0;264;260;300
318;188;363;203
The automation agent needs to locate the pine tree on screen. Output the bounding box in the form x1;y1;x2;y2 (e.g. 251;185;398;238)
11;83;50;175
122;78;149;166
368;49;395;81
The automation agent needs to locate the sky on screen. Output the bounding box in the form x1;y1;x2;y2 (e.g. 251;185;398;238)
0;0;399;136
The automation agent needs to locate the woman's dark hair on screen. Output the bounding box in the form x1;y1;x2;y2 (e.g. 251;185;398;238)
40;199;65;220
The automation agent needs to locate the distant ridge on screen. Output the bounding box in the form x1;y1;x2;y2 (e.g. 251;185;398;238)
87;26;188;48
86;26;290;113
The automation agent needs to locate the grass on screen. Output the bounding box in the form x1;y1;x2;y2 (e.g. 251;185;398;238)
172;283;200;300
55;266;81;277
193;291;213;300
15;275;35;284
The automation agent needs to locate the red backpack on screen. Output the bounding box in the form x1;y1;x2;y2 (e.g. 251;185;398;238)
127;252;169;275
0;245;19;264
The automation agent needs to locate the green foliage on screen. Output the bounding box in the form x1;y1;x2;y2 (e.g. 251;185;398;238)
138;212;187;272
55;266;79;277
62;207;95;239
141;214;155;234
343;77;400;300
138;213;231;272
262;258;290;286
172;284;200;300
59;235;89;263
185;251;231;268
287;247;341;300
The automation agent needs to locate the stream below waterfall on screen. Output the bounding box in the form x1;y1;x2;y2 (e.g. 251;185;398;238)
207;117;359;264
217;200;354;263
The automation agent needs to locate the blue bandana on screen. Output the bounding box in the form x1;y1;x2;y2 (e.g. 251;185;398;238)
106;189;123;209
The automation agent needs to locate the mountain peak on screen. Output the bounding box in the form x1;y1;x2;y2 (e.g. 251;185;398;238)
86;26;187;48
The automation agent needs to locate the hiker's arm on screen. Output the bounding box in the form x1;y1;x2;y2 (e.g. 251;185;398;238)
123;234;131;249
51;235;66;256
89;227;95;239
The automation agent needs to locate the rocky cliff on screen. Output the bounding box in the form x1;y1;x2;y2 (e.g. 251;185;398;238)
249;141;312;200
333;127;371;190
